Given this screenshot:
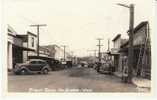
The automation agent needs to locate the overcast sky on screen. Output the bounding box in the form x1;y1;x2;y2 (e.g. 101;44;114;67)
4;0;154;57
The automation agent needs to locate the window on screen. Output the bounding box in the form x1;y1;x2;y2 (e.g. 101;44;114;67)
38;61;46;65
30;61;37;64
31;37;34;47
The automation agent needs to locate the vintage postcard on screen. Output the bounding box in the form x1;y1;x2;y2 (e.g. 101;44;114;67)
1;0;156;96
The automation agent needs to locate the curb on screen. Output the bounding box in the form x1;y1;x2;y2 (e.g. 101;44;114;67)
132;78;151;90
113;72;123;78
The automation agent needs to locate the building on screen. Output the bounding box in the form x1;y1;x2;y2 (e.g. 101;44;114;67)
120;21;151;79
17;31;37;62
101;52;111;62
110;34;128;72
39;46;51;57
41;45;71;61
7;26;35;70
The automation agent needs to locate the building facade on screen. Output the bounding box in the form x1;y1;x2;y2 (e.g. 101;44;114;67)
7;26;35;70
17;31;37;62
41;45;71;61
111;34;128;72
120;21;151;79
39;46;51;57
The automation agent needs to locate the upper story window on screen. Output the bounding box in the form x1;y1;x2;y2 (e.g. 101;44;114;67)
31;37;34;47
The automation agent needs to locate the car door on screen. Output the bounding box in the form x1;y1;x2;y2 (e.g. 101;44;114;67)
38;61;46;70
28;61;38;71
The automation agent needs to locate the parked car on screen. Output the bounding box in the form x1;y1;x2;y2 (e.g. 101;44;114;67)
66;61;73;68
80;61;88;67
13;59;51;75
99;62;113;74
88;63;94;68
50;60;62;71
28;56;57;71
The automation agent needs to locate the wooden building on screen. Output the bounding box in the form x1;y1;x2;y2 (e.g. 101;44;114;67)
7;26;35;70
120;21;151;79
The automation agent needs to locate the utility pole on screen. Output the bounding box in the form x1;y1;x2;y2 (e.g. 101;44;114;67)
107;38;110;52
96;38;103;72
96;38;103;62
117;3;134;83
61;45;67;61
128;4;134;83
30;24;47;56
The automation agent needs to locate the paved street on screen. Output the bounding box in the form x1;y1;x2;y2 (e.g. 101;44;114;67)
8;67;139;92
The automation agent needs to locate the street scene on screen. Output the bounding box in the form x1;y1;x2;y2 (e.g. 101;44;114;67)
8;67;139;92
6;0;152;93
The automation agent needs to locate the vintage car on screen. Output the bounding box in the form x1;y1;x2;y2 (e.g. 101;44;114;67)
13;59;51;75
88;63;94;68
28;56;59;71
99;62;113;74
80;61;88;67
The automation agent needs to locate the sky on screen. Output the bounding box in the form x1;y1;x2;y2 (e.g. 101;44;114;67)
4;0;154;57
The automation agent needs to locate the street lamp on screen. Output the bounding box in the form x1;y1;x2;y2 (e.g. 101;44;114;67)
116;3;134;83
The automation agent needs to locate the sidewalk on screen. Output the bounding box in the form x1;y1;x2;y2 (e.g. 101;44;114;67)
132;77;151;87
132;77;151;92
114;71;123;78
114;71;151;92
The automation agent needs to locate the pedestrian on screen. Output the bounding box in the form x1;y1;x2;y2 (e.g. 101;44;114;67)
122;57;128;83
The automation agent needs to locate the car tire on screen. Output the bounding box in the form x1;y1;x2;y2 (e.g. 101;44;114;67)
20;69;27;75
43;69;48;74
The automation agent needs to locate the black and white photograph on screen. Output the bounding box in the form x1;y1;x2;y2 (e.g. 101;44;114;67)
1;0;156;94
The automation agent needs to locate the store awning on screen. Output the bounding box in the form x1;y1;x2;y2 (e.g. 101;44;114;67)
108;48;120;55
107;51;120;55
119;48;128;52
20;46;35;51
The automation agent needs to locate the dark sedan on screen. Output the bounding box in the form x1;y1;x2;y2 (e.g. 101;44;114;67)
13;59;51;75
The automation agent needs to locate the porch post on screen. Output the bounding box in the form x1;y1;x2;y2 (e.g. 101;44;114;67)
8;42;13;70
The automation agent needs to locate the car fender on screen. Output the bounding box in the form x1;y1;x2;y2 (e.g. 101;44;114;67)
20;66;29;72
42;65;51;71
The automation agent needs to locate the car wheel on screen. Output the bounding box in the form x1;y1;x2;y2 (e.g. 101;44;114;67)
20;69;27;75
43;69;48;74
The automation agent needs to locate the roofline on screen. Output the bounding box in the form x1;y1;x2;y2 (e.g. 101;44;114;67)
120;40;129;48
112;34;121;41
27;31;37;37
8;25;17;35
127;21;148;33
8;33;24;39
